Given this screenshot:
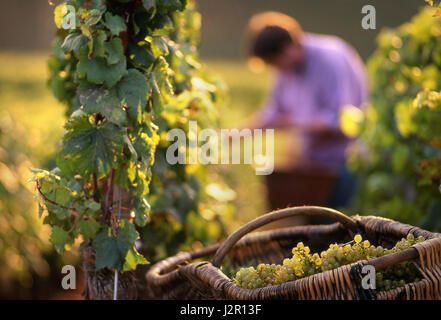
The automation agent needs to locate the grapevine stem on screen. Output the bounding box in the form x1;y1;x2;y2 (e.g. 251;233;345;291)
92;172;99;202
36;180;79;216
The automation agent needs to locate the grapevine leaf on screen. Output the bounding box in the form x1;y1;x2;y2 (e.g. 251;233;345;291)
85;199;101;212
83;0;106;13
40;179;53;194
94;227;128;270
157;0;184;10
61;33;88;54
78;86;126;125
54;3;67;29
134;166;152;197
149;56;173;113
123;136;137;160
80;23;92;40
54;186;72;206
51;205;72;220
118;220;139;248
94;221;141;271
117;69;149;121
38;203;44;218
92;30;107;57
50;226;70;254
77;218;100;240
127;42;155;69
85;9;102;27
77;46;128;87
104;12;127;36
132;11;151;39
151;56;173;97
123;247;149;271
132;125;158;165
151;35;169;55
58;116;125;178
104;38;124;65
133;197;151;226
142;0;156;11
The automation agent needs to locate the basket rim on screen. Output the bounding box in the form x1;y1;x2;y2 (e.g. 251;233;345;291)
146;214;441;299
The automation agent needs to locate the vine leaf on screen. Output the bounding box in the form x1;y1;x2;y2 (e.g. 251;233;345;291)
91;30;107;57
119;220;139;246
117;69;149;122
157;0;185;11
58;116;125;178
123;247;149;271
50;226;70;254
61;33;88;54
133;197;151;227
127;42;155;70
84;0;106;13
142;0;156;11
151;35;169;56
85;9;103;27
104;12;127;36
77;218;100;240
77;46;128;87
38;203;44;218
94;227;128;270
104;38;124;65
78;86;126;125
94;220;145;270
132;124;158;165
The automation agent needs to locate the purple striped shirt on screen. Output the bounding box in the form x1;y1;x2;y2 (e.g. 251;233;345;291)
261;33;368;172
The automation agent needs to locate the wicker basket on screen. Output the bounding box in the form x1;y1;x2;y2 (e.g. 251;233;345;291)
145;206;441;300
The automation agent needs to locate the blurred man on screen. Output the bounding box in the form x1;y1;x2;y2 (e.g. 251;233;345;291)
246;12;368;214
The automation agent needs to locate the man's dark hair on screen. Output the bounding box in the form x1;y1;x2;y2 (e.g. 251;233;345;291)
251;26;294;60
247;12;303;61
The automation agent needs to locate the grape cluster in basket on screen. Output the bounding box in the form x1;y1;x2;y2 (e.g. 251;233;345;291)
233;234;425;291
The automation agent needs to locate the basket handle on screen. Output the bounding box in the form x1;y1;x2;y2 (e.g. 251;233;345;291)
212;206;358;268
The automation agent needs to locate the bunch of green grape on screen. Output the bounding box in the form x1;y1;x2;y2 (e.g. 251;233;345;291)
233;234;425;291
375;235;423;291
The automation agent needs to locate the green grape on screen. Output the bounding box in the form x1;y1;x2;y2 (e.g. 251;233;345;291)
233;235;426;290
376;246;384;256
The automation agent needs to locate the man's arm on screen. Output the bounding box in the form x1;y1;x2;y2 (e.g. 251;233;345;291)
241;74;291;130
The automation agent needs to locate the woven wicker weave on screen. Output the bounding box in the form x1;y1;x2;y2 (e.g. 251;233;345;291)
145;206;441;300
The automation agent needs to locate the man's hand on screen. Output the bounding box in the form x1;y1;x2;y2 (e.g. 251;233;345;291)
301;120;328;134
300;120;344;138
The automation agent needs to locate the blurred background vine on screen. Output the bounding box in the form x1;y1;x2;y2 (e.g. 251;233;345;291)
348;7;441;231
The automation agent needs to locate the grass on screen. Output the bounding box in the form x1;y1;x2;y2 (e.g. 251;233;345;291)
0;52;65;163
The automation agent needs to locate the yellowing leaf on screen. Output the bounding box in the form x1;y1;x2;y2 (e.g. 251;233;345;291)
54;3;67;29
